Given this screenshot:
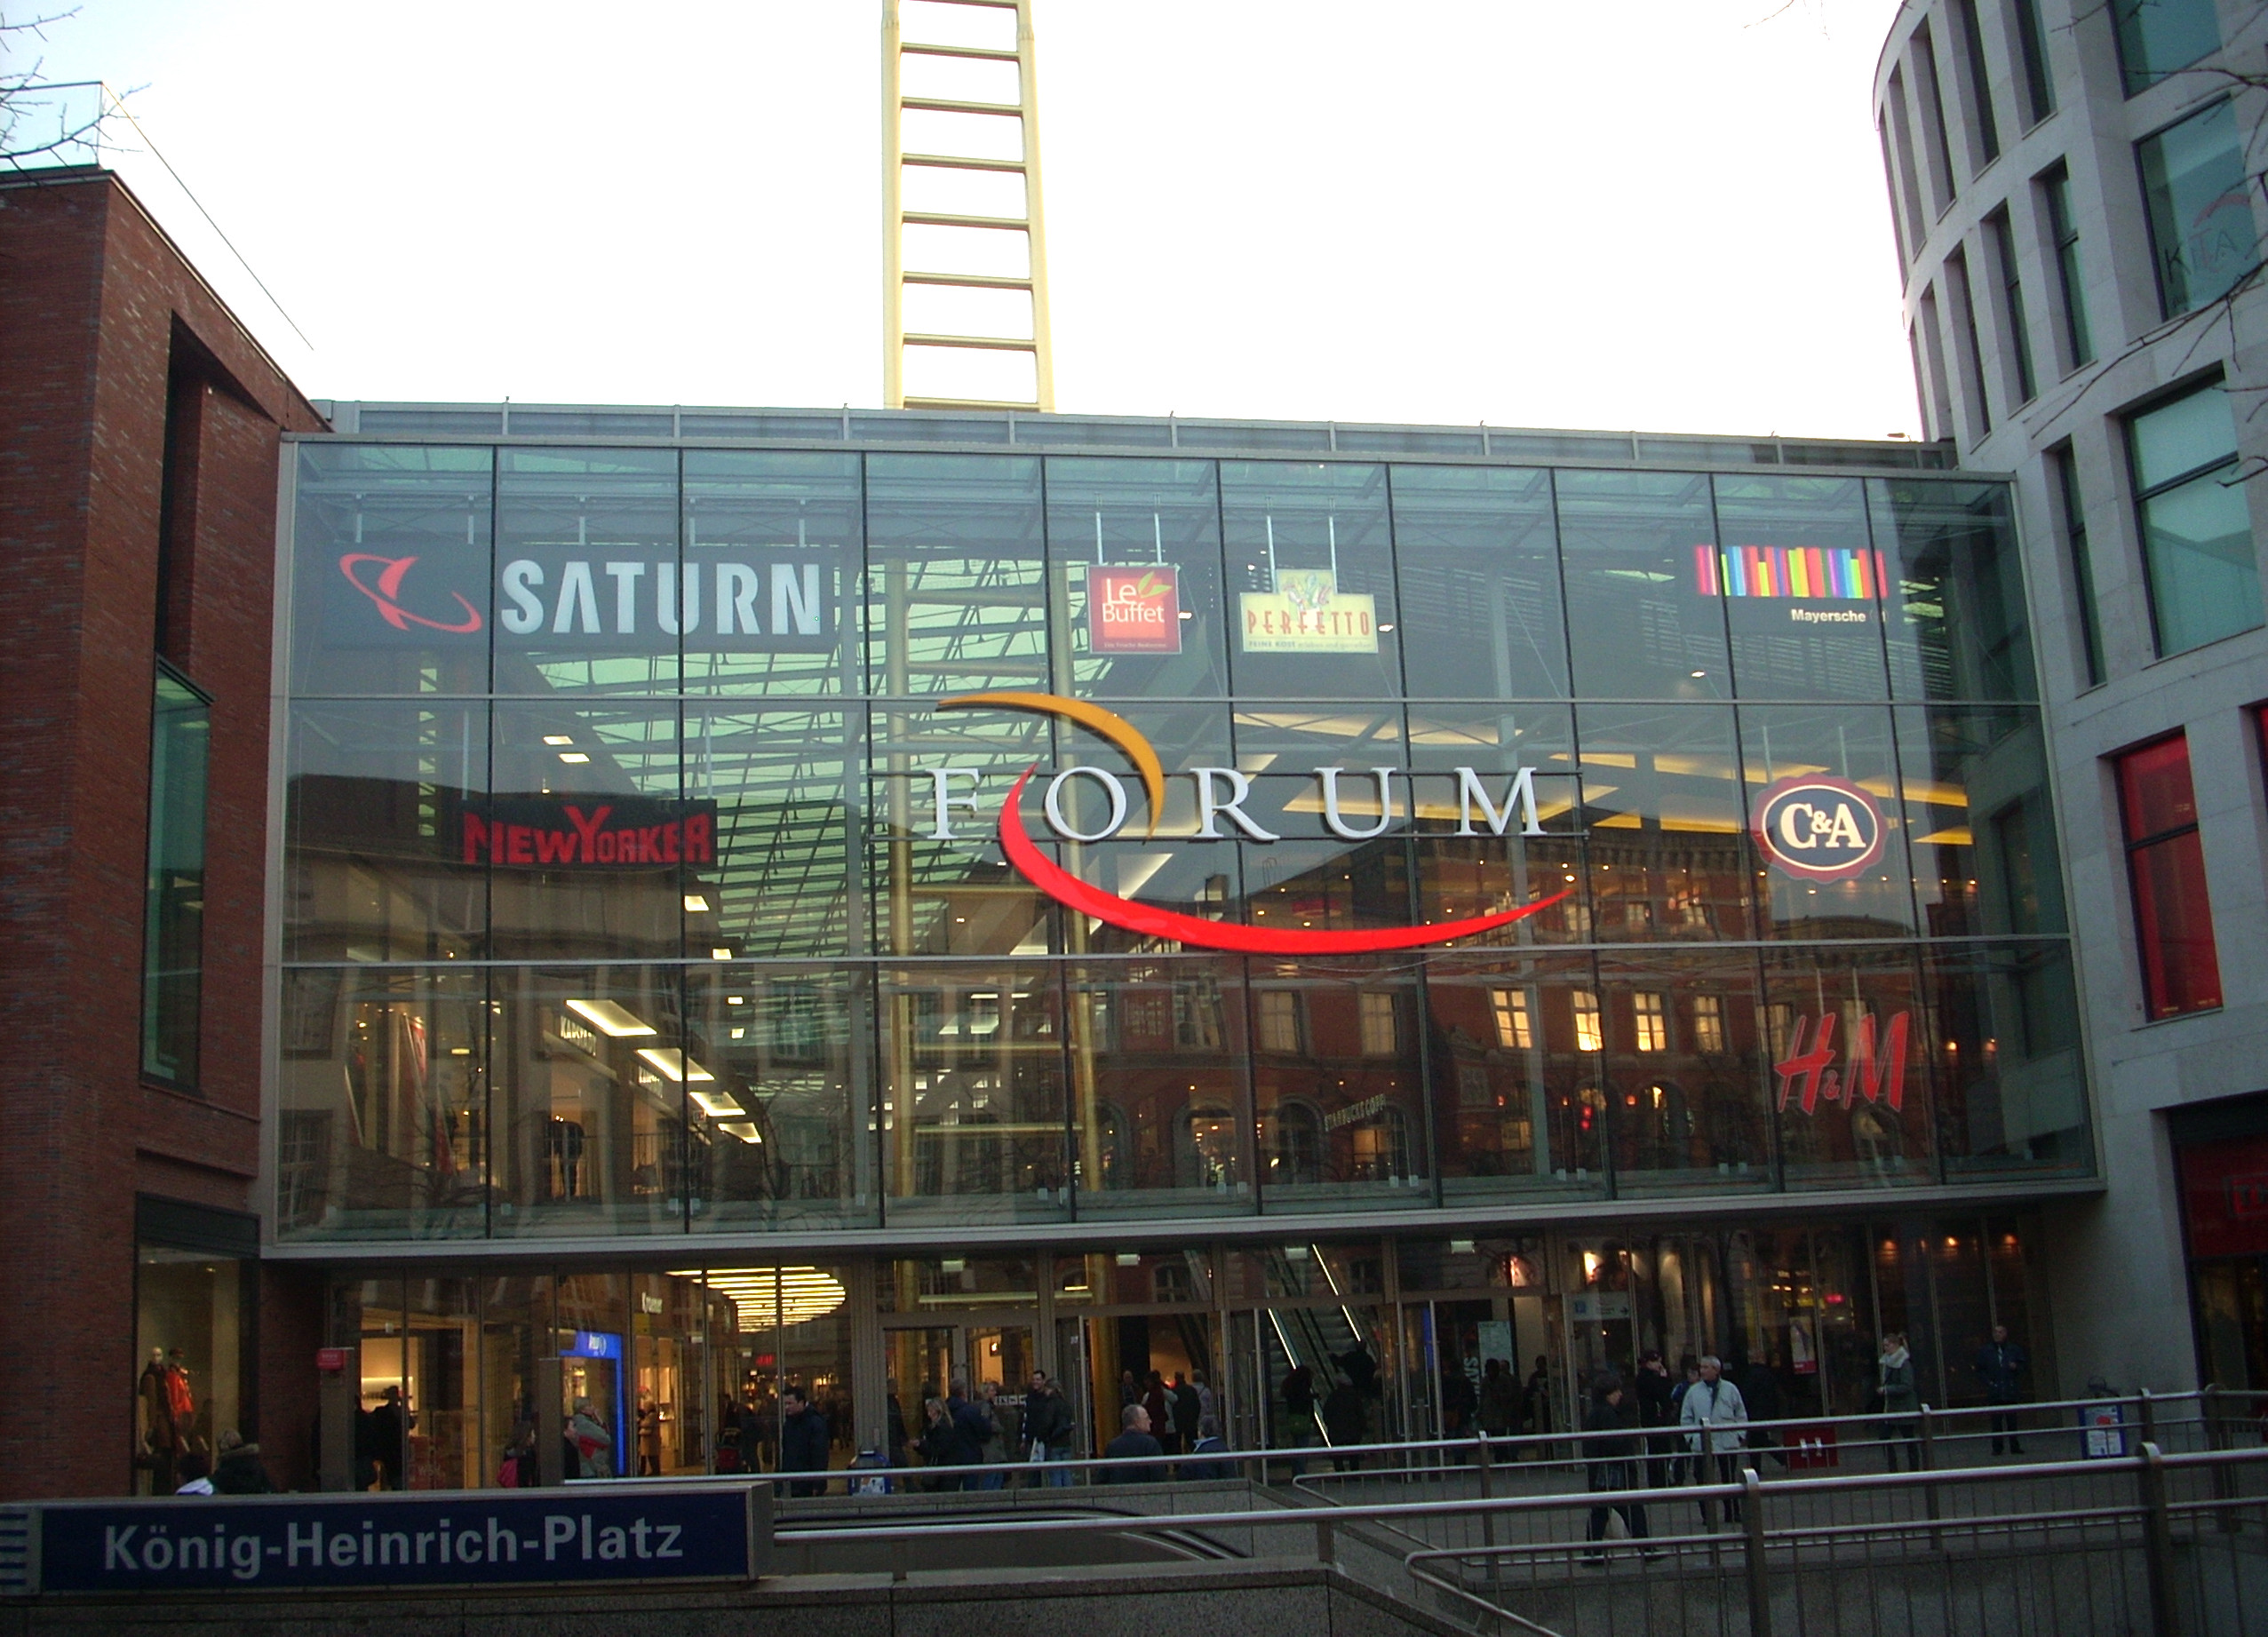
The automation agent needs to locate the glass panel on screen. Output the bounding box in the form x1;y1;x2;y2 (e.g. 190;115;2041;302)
883;1256;1040;1312
1743;705;1915;937
402;1278;480;1488
1894;706;2064;941
489;966;690;1236
274;966;488;1241
1874;479;2033;702
1390;464;1568;699
1577;704;1755;941
680;449;860;696
2131;830;2224;1015
478;1273;552;1485
2114;0;2222;93
143;669;208;1086
1712;473;1890;700
1222;461;1401;699
1407;703;1587;943
1926;942;2088;1174
688;707;856;959
1427;952;1611;1197
284;700;487;963
1045;457;1228;698
2120;733;2200;839
1763;945;1935;1189
135;1250;247;1494
2140;465;2261;656
2133;380;2240;489
864;454;1047;696
1723;1228;1825;1418
494;449;680;696
1251;961;1428;1212
689;967;874;1231
2139;100;2259;314
290;444;492;695
1813;1227;1877;1416
488;701;685;963
879;964;1070;1225
1556;469;1730;701
1595;950;1771;1195
1065;958;1254;1220
553;1274;634;1476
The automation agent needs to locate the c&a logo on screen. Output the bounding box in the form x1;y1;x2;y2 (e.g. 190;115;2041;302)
339;554;482;634
1751;776;1884;883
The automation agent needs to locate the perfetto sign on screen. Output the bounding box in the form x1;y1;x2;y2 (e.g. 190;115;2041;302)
1239;569;1377;653
927;692;1567;955
32;1484;768;1593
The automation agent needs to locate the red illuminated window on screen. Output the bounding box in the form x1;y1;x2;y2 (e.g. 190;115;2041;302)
2115;735;2222;1018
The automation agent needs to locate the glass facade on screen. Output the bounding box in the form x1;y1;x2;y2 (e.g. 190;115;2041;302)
2129;378;2263;656
2137;99;2261;320
277;433;2088;1246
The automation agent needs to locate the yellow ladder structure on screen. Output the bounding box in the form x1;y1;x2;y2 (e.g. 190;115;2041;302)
881;0;1055;411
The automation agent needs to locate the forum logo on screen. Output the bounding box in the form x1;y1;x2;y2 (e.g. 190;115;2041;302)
927;691;1567;955
1751;776;1885;882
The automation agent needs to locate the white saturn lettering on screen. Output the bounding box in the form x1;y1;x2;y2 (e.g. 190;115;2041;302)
497;560;824;638
923;765;1551;843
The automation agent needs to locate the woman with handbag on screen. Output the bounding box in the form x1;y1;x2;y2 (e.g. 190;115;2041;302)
1581;1372;1647;1555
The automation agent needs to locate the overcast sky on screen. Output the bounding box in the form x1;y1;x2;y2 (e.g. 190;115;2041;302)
17;0;1921;439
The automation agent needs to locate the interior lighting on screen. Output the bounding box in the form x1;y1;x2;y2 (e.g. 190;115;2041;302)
712;947;734;961
716;1121;762;1145
558;751;592;764
690;1088;747;1117
684;894;711;912
1449;1238;1476;1255
1115;1252;1142;1267
543;735;575;746
635;1047;715;1083
727;997;744;1006
673;1267;846;1328
565;998;657;1037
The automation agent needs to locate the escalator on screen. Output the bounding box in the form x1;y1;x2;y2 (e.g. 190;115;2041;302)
1257;1246;1389;1450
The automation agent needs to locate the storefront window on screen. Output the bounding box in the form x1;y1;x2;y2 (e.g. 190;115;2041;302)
1595;949;1771;1193
680;449;859;697
1873;479;2033;703
1578;703;1754;941
1222;461;1401;699
1713;473;1890;702
1556;469;1730;701
134;1206;255;1495
864;454;1047;696
1764;944;1935;1189
1390;464;1566;700
1046;457;1228;699
1252;963;1427;1212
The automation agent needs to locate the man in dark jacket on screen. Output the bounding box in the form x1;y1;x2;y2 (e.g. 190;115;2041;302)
1634;1351;1676;1490
1581;1375;1648;1553
1023;1370;1077;1487
1321;1372;1368;1472
211;1429;277;1495
1975;1325;2030;1454
779;1387;832;1497
1102;1403;1165;1483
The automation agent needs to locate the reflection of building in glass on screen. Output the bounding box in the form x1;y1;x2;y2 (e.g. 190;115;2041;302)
267;401;2092;1478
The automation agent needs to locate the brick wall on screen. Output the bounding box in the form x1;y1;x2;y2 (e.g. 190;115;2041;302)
0;169;324;1498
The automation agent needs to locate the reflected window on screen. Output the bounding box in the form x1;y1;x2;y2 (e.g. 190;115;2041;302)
2137;100;2258;318
1633;992;1668;1053
1693;994;1726;1053
1572;990;1604;1053
1358;992;1399;1056
2113;0;2220;94
1490;988;1534;1049
1257;989;1303;1054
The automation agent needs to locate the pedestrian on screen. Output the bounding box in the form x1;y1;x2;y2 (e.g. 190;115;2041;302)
1335;1339;1380;1401
1975;1324;2029;1454
1479;1358;1520;1441
569;1396;613;1479
1634;1351;1676;1490
173;1451;215;1496
1102;1403;1166;1483
1023;1369;1076;1487
1321;1371;1368;1472
1679;1355;1749;1526
1669;1357;1701;1483
1143;1371;1177;1456
1182;1413;1232;1481
1191;1369;1218;1426
1169;1371;1202;1451
1739;1355;1784;1468
211;1428;276;1494
918;1395;964;1490
1281;1363;1318;1474
970;1381;1008;1490
1524;1355;1554;1443
1874;1332;1921;1472
946;1377;994;1486
366;1385;411;1490
1580;1373;1648;1555
1118;1368;1141;1409
497;1423;537;1487
779;1386;831;1498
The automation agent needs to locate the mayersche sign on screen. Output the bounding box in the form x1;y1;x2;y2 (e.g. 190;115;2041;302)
23;1483;768;1594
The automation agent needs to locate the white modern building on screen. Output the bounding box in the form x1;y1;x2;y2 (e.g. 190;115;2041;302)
1876;0;2268;1392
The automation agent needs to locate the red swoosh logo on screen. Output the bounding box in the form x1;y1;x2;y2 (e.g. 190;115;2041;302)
340;553;483;634
997;767;1568;954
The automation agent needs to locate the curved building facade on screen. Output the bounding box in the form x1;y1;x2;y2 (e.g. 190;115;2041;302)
1874;0;2268;1390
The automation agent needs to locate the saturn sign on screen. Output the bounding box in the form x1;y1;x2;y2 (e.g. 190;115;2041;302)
1751;776;1886;882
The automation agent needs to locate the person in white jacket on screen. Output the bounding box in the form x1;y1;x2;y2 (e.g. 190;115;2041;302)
1678;1355;1749;1525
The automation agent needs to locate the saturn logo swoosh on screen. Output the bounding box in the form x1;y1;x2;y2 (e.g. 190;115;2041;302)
939;691;1566;954
339;553;483;634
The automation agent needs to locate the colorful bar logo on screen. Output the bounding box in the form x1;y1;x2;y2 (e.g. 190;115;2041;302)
1694;544;1886;600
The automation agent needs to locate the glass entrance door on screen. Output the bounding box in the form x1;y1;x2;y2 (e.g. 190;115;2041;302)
883;1321;1039;1472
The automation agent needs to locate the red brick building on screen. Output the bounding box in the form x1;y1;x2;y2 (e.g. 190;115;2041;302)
0;166;325;1498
